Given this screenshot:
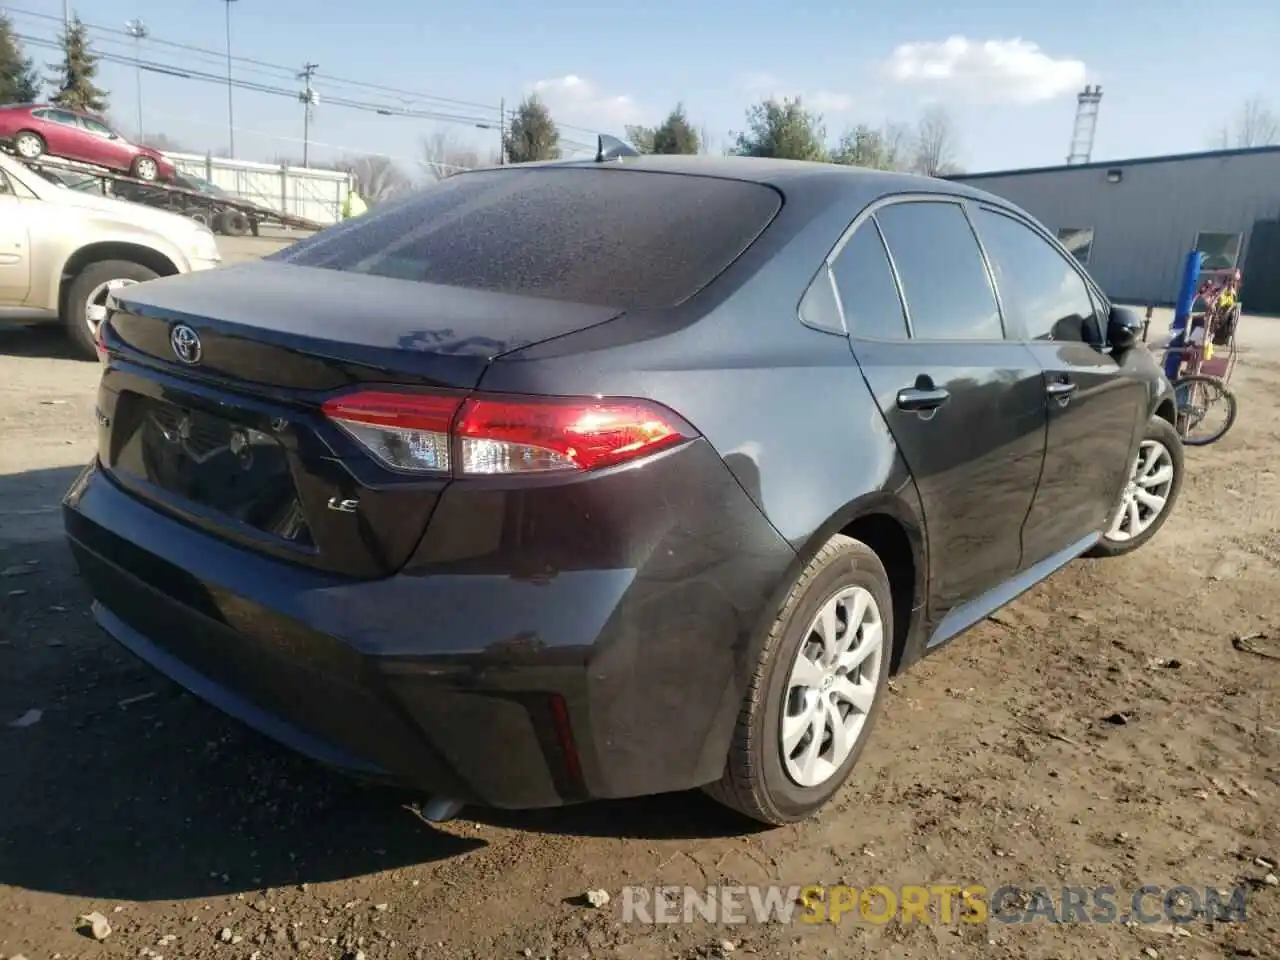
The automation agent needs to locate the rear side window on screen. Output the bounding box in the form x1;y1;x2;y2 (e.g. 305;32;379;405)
272;168;782;309
874;201;1003;341
973;208;1101;343
830;221;908;339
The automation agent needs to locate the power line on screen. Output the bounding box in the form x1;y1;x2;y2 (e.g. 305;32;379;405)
14;33;501;130
5;5;501;115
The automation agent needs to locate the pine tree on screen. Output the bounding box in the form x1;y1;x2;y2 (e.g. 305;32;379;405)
626;104;701;155
48;15;107;114
0;13;42;103
503;95;560;163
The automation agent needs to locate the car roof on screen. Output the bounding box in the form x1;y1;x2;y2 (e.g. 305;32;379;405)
478;153;1010;214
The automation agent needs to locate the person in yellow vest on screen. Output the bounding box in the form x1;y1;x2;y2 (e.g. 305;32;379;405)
341;180;368;220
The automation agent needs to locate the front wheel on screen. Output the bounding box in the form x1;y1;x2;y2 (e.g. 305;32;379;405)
63;260;159;360
1087;416;1184;558
1172;374;1237;446
703;534;893;825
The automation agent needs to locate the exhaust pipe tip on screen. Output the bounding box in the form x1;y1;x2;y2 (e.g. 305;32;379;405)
418;795;465;823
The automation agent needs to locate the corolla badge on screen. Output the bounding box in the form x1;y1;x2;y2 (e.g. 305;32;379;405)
170;323;202;365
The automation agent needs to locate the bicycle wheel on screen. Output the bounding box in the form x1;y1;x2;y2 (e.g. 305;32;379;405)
1171;374;1237;446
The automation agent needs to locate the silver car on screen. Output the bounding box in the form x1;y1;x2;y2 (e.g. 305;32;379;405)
0;150;221;358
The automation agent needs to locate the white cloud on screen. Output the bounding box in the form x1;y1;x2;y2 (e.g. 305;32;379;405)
527;75;647;132
885;37;1087;104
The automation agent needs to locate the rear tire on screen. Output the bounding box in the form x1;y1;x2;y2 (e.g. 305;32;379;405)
132;156;159;181
63;260;159;361
1087;416;1184;558
219;209;251;237
13;130;44;160
703;535;893;825
1171;374;1237;446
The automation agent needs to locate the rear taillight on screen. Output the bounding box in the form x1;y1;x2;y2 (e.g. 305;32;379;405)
94;320;108;363
321;390;696;476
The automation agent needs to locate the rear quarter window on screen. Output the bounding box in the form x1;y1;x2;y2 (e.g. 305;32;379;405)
270;167;783;309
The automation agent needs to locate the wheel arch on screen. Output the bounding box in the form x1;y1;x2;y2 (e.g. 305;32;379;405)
58;242;180;316
780;487;928;677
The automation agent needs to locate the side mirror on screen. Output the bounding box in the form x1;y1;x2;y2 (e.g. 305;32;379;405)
1107;305;1143;350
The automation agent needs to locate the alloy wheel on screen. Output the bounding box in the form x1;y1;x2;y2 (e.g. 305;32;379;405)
780;585;884;788
1106;439;1175;542
84;278;140;339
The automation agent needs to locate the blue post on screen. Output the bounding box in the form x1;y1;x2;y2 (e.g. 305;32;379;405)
1164;250;1203;380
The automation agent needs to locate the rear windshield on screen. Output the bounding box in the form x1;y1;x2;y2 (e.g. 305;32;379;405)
269;167;782;309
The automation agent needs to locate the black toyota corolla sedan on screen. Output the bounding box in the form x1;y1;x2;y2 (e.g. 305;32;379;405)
63;153;1183;826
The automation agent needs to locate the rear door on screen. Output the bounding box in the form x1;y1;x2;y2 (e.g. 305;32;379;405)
34;108;88;161
968;205;1145;565
836;197;1047;628
0;168;32;305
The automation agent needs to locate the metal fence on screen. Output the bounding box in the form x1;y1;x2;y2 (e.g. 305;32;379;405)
163;152;352;225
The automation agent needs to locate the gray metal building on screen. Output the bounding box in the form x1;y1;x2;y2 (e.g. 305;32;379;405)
949;145;1280;314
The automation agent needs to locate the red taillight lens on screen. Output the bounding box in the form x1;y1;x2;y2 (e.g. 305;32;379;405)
456;396;691;474
321;389;695;476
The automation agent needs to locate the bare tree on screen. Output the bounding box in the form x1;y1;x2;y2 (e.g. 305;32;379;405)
912;105;962;176
421;131;486;181
1214;98;1280;148
334;154;411;203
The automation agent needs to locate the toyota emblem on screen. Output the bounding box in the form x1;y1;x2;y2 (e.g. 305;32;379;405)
170;324;202;365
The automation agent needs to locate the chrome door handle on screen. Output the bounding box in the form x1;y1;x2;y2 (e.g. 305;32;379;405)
896;387;951;412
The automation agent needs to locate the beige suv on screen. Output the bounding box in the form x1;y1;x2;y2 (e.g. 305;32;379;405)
0;150;221;359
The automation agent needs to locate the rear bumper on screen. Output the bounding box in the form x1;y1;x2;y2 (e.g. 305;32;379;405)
63;452;796;809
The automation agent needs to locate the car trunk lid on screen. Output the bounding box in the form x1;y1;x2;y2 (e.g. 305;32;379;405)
106;260;624;391
98;261;624;579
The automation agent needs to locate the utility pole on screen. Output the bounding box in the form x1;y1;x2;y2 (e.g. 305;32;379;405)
498;98;505;165
125;19;148;141
222;0;238;158
62;0;70;29
298;62;319;167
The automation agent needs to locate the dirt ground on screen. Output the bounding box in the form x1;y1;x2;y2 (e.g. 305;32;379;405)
1;271;1277;960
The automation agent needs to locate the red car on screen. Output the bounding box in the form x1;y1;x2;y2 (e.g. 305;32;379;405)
0;103;175;181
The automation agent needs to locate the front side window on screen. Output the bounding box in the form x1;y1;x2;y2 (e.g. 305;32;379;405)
873;201;1003;341
1056;227;1094;265
976;208;1101;344
829;220;908;339
81;117;113;138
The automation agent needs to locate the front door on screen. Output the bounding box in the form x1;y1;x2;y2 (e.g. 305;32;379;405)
833;198;1047;626
78;115;136;173
968;205;1146;565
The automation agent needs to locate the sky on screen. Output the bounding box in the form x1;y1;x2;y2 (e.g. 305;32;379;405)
5;0;1280;176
